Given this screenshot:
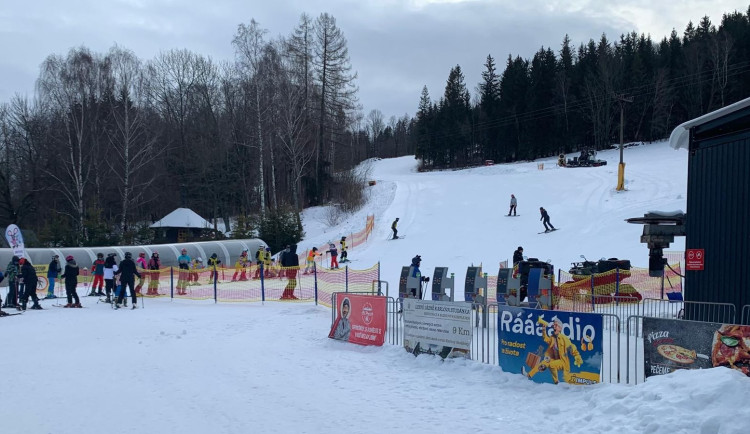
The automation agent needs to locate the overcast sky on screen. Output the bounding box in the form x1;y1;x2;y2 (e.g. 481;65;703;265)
1;0;747;121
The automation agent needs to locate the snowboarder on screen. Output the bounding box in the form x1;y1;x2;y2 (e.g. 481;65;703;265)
391;218;400;239
61;255;82;308
540;207;555;232
114;252;141;308
46;255;61;299
508;194;517;216
19;258;43;310
327;243;339;269
340;236;348;262
90;253;105;296
513;246;524;265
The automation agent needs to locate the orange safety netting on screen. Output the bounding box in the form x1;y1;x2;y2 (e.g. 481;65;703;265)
315;264;380;308
297;215;375;267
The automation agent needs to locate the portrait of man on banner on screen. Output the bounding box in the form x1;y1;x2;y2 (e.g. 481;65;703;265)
329;297;351;341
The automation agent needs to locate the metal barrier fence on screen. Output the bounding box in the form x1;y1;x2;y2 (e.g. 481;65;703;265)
641;298;736;324
743;305;750;325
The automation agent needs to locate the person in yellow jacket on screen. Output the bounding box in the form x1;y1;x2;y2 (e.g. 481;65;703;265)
339;236;348;263
303;247;319;274
527;316;583;384
253;246;265;279
232;250;249;281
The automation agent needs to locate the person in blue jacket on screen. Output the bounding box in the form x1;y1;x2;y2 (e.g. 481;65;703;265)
46;255;62;299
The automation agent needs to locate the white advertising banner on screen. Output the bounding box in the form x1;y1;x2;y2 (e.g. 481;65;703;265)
5;224;25;258
403;299;473;359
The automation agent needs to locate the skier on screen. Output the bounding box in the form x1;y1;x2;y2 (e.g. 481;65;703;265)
508;194;517;216
410;255;429;299
177;248;191;295
391;218;400;239
60;255;82;308
232;250;248;282
102;253;119;303
280;244;300;300
340;236;348;262
327;243;339;269
303;247;319;274
147;252;161;295
114;252;141;309
208;253;221;282
134;252;148;294
2;256;20;308
190;257;203;284
253;246;264;279
46;255;62;299
90;253;106;296
19;258;43;310
540;207;555;232
513;246;524;265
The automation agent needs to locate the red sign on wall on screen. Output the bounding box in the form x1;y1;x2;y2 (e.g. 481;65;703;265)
686;249;705;271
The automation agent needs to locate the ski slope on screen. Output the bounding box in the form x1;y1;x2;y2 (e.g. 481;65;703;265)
301;141;688;297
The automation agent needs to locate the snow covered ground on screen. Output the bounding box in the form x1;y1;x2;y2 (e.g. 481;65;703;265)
3;141;749;434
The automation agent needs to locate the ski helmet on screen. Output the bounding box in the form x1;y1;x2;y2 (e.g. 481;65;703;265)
97;252;104;258
124;252;132;259
518;246;523;251
139;252;146;257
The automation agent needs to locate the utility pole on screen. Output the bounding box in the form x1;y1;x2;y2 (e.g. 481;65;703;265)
616;94;633;191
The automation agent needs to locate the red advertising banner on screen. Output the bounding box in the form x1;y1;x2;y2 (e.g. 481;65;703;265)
328;293;386;346
685;248;704;271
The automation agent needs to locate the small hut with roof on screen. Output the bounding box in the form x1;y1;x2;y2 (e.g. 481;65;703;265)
149;208;215;243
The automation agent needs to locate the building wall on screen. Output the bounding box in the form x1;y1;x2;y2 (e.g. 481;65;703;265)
685;113;750;317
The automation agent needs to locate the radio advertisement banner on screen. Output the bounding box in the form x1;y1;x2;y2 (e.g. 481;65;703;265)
5;224;25;258
498;306;603;385
402;299;472;359
643;317;750;378
328;293;386;346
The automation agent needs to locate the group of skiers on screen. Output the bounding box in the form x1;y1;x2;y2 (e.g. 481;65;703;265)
88;251;162;304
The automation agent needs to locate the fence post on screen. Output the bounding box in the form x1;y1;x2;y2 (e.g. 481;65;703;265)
660;264;665;299
615;268;620;307
313;263;318;305
260;263;265;302
170;267;174;299
213;266;217;303
378;261;381;294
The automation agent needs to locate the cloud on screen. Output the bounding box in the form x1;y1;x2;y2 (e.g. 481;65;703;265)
1;0;746;120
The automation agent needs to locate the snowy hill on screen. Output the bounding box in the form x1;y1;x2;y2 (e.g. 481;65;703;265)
300;141;688;286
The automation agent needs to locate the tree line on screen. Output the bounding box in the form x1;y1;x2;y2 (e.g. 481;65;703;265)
413;9;750;168
0;13;411;247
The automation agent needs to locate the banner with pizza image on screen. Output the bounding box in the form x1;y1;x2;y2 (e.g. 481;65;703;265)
643;317;750;378
328;293;386;346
